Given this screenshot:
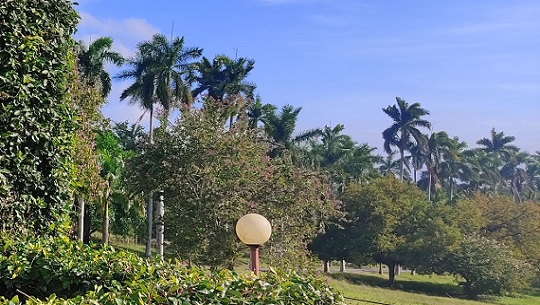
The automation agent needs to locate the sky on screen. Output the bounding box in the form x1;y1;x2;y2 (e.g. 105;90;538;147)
75;0;540;154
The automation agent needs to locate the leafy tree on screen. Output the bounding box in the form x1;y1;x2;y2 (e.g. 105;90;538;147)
343;176;429;286
382;97;431;180
125;100;339;269
70;72;107;243
76;37;124;98
0;0;79;235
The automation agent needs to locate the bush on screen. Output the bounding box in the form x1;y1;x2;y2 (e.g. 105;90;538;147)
0;235;345;304
446;234;530;298
0;0;79;235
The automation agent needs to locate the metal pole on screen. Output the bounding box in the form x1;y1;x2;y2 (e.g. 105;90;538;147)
249;245;260;276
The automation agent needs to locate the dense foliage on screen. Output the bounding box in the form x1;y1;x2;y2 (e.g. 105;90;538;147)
126;100;340;269
0;236;345;304
0;0;79;234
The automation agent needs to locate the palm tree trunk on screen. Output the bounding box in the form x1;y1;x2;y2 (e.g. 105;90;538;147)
399;148;405;181
102;199;109;245
449;176;453;201
428;172;432;202
145;105;154;257
78;195;84;242
156;193;164;259
146;192;154;257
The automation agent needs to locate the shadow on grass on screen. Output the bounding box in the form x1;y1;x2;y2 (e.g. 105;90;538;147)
329;272;465;299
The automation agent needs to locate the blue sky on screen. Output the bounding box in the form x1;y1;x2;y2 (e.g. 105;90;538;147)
75;0;540;153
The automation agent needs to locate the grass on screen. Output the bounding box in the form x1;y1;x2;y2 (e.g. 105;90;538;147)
107;239;540;305
326;271;540;305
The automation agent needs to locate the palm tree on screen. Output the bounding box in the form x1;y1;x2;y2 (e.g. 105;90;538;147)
477;128;518;165
261;104;320;158
382;97;431;180
310;124;354;168
76;37;124;98
378;151;408;179
437;134;470;201
247;95;275;129
116;33;201;257
475;128;519;196
190;55;256;101
500;152;530;203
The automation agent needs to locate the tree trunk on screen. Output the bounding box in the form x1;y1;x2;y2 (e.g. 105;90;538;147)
78;196;84;242
102;199;109;245
145;105;154;258
399;148;405;181
428;172;432;202
156;193;164;259
410;269;416;275
378;263;383;274
339;259;346;272
323;260;329;273
449;176;454;201
388;263;396;287
145;192;154;257
83;208;91;244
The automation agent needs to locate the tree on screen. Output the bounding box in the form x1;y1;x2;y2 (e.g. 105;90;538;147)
190;55;256;101
382;97;431;180
378;151;409;179
476;129;521;197
446;234;529;298
76;37;124;98
261;104;321;159
125;101;340;269
500;152;530;203
116;33;201;257
477;128;519;163
343;176;429;286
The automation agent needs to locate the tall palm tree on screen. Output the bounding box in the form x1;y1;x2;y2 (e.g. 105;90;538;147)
76;37;124;98
189;55;256;102
116;33;201;257
475;128;519;196
310;124;354;168
261;104;320;158
382;97;431;180
437;134;470;201
476;128;518;165
247;95;275;129
500;152;530;203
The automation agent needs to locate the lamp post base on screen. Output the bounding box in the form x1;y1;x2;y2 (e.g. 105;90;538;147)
249;245;260;276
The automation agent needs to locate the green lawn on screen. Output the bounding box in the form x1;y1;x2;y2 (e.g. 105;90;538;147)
326;271;540;305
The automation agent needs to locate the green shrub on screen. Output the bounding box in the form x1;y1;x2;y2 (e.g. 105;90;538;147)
0;236;345;304
446;234;530;298
0;0;79;235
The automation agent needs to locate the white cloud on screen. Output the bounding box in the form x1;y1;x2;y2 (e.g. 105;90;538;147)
76;11;159;56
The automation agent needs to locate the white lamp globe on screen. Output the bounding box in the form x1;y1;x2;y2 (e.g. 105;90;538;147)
235;213;272;245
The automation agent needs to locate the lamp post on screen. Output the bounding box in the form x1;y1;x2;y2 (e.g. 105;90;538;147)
235;213;272;276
